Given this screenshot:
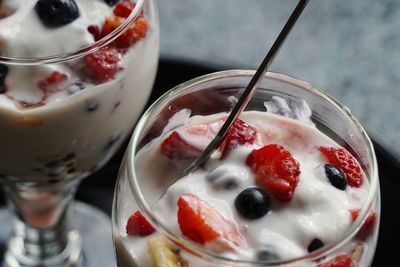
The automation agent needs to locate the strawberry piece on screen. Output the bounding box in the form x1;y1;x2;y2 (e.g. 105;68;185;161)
101;16;149;48
160;120;221;160
38;71;68;92
319;147;363;187
126;211;156;236
177;194;246;249
246;144;300;202
88;24;101;41
219;119;257;159
114;0;136;18
316;254;354;267
350;209;377;240
85;46;121;82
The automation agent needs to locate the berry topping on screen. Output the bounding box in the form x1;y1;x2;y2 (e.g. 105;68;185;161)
246;144;300;202
85;99;99;112
68;82;85;95
35;0;80;28
105;0;120;6
126;211;155;236
177;194;246;249
257;247;280;261
219;119;257;159
38;71;68;93
114;0;136;18
160;120;220;160
85;46;121;82
350;209;377;240
307;238;324;253
234;187;270;219
147;235;181;267
319;146;363;188
316;254;354;267
101;16;149;49
324;164;347;190
0;63;9;93
87;25;101;41
206;167;242;191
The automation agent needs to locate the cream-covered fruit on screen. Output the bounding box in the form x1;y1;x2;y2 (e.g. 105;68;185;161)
116;102;377;267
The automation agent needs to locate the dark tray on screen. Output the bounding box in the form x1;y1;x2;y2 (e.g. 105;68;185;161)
4;59;400;266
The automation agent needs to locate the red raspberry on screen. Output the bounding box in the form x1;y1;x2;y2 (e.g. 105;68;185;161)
85;46;121;82
319;147;363;187
350;209;377;240
101;16;149;48
126;211;156;236
177;194;246;249
246;144;300;202
113;0;136;18
316;254;354;267
219;119;257;159
38;71;68;92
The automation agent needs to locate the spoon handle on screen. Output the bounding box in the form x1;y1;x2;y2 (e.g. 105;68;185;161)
183;0;310;176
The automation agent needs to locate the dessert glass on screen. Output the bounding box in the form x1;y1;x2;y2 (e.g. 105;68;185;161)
112;70;380;267
0;0;159;266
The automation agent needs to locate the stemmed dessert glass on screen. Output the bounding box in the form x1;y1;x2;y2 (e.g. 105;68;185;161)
113;70;380;267
0;0;159;266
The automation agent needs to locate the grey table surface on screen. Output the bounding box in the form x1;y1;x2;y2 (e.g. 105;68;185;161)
158;0;400;159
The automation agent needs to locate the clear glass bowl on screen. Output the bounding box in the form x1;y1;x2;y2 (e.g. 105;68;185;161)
0;0;159;266
113;70;380;267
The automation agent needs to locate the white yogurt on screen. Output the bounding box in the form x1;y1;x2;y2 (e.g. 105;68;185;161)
121;110;369;266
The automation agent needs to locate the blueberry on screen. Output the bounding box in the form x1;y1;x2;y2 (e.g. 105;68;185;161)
308;238;324;253
257;247;279;261
104;132;121;151
35;0;80;28
235;187;270;219
68;82;85;95
324;164;347;190
85;99;99;112
104;0;120;6
206;167;241;191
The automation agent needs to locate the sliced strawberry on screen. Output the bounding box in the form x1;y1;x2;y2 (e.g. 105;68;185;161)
177;194;246;249
319;147;363;188
101;16;149;48
38;71;68;93
160;120;222;160
350;209;377;240
126;211;156;236
246;144;300;202
219;119;257;159
316;254;354;267
88;24;101;41
85;46;121;82
114;0;136;18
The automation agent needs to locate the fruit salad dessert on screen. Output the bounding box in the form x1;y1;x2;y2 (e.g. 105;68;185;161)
0;0;159;180
114;93;379;267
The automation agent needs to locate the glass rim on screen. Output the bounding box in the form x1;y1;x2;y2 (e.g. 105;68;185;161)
126;70;379;265
0;0;145;66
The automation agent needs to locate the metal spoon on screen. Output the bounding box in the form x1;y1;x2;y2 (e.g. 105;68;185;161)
182;0;310;176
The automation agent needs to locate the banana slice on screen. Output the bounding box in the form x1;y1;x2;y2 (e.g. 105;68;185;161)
147;235;182;267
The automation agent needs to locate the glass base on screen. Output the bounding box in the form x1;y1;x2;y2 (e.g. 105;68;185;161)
0;202;116;267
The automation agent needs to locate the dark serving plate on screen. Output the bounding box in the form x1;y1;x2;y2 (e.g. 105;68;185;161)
3;58;400;266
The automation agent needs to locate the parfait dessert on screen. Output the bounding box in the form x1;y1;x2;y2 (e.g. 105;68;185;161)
113;71;380;267
0;0;159;266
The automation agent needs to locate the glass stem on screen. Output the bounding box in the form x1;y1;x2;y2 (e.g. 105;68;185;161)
2;179;82;267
